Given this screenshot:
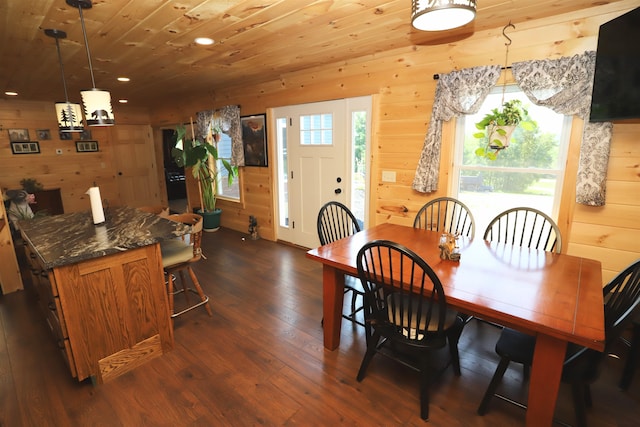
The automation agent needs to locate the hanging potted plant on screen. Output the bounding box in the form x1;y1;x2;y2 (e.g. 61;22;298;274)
171;122;237;231
473;99;534;160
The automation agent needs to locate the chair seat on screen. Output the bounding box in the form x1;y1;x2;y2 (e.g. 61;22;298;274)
495;327;536;364
387;293;459;338
161;239;193;267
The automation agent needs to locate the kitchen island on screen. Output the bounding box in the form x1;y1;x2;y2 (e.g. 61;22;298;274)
20;206;188;384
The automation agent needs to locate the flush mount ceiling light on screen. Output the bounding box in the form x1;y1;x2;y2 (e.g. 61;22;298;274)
45;28;84;133
67;0;115;126
411;0;477;32
195;37;214;46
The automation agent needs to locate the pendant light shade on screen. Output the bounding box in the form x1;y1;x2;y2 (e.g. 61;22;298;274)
45;29;84;132
67;0;115;126
411;0;477;32
81;88;114;126
55;102;84;132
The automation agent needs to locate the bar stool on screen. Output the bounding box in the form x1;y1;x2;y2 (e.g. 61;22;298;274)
161;213;212;318
138;205;170;218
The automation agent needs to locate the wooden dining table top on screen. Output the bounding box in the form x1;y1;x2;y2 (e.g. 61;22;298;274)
307;222;605;351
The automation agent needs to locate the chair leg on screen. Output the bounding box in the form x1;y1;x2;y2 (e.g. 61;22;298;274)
357;331;381;382
478;356;511;415
571;382;588;427
419;353;432;420
620;322;640;390
447;320;463;376
350;291;358;317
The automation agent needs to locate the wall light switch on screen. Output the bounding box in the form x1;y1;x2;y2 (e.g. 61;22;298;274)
381;171;396;183
56;149;63;155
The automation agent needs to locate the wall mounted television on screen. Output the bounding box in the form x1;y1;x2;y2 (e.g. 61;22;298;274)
589;7;640;123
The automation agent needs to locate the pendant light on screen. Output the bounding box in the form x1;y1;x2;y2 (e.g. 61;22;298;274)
45;29;84;133
67;0;115;126
411;0;477;32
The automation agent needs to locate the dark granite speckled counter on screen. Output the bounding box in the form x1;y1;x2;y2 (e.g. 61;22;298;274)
19;206;189;270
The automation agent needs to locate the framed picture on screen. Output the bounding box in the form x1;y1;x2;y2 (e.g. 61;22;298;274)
75;140;99;152
36;129;51;140
11;141;40;154
8;128;30;142
59;131;73;140
241;114;268;167
79;129;92;140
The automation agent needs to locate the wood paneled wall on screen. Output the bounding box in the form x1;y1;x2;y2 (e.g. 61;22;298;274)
0;101;154;214
2;0;638;283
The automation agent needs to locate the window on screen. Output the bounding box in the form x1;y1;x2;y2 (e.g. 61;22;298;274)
453;86;571;232
216;132;240;200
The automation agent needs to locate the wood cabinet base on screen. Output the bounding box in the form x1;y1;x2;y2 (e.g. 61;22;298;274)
27;242;173;384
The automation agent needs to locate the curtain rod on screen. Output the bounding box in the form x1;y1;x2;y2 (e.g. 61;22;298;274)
433;66;512;80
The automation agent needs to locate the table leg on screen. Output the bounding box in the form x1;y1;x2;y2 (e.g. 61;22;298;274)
526;334;567;426
322;265;345;350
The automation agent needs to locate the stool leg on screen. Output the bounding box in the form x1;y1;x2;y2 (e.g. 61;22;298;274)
178;270;190;304
187;266;212;316
166;271;176;317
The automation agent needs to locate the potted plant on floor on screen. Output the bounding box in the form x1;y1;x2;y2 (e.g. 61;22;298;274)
171;122;237;231
473;99;534;160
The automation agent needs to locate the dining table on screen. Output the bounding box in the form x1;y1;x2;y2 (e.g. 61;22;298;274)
306;222;604;427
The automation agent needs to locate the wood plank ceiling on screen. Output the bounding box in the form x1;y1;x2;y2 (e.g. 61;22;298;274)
0;0;623;109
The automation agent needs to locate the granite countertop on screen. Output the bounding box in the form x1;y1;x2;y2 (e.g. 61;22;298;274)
19;206;189;270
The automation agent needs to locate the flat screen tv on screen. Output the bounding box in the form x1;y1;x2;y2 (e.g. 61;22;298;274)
589;7;640;123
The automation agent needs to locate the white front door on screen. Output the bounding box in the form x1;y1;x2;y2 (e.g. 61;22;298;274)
274;97;370;248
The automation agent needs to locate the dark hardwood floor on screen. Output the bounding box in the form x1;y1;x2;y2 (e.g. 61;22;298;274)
1;227;639;426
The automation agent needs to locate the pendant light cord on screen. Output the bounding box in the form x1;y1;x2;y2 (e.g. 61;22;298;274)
53;36;71;104
77;4;97;89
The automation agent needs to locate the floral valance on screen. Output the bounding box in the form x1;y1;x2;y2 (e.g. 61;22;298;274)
196;105;245;167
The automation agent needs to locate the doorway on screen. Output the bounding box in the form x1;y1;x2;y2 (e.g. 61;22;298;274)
273;96;371;248
162;129;187;213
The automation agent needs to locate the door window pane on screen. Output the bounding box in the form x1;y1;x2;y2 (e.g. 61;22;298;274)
300;114;333;145
276;117;289;227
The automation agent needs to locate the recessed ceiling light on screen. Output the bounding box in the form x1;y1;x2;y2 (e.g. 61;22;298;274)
195;37;214;46
5;91;18;96
117;77;130;82
118;99;128;103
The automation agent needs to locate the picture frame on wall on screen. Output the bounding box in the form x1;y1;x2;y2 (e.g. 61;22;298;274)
36;129;51;140
75;140;99;152
241;114;268;167
59;131;73;140
8;128;30;142
11;141;40;154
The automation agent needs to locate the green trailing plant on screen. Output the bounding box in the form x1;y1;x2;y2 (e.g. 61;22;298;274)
171;123;237;212
473;99;535;160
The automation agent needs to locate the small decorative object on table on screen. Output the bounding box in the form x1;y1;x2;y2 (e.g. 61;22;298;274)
439;232;460;261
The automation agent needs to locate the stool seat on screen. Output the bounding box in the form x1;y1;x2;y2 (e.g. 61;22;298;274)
161;239;194;266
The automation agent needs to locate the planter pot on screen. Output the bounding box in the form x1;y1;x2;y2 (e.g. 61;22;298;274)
488;125;516;150
198;208;222;232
